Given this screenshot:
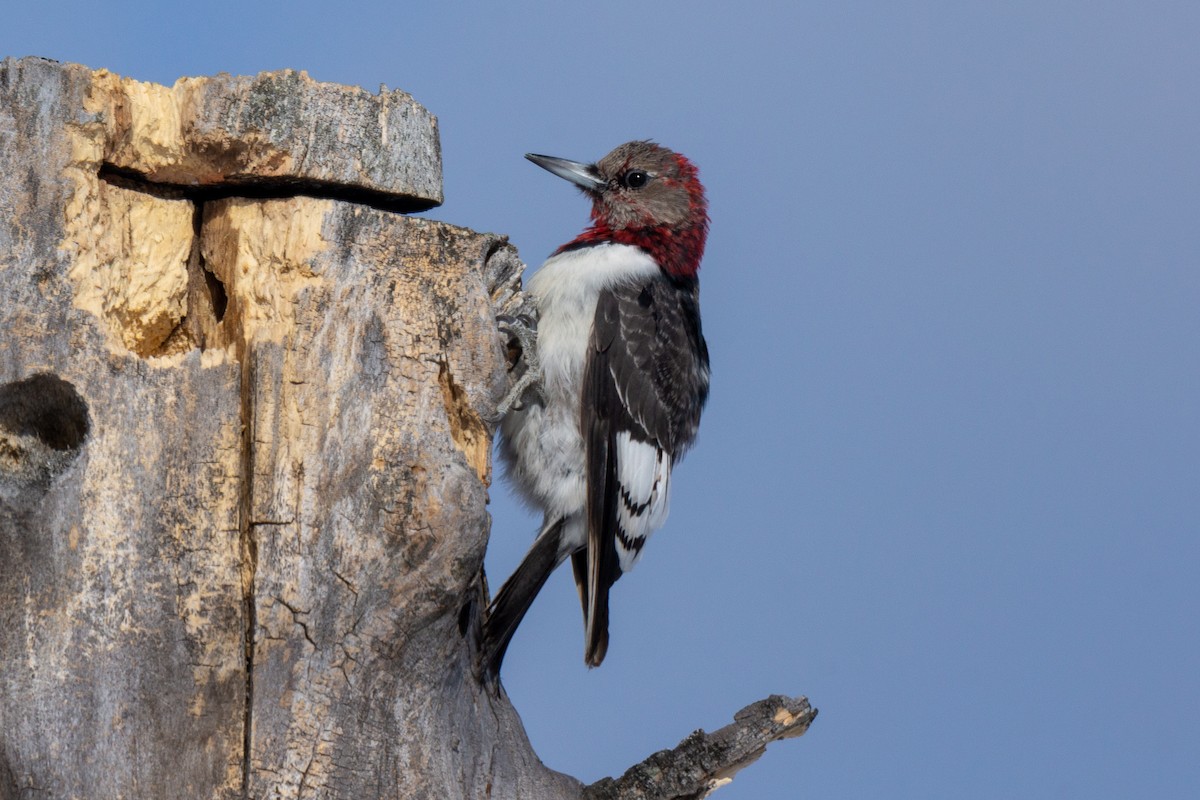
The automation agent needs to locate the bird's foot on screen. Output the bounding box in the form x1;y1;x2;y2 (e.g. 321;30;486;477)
494;313;544;418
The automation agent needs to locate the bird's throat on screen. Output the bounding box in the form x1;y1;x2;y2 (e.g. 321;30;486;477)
557;221;706;280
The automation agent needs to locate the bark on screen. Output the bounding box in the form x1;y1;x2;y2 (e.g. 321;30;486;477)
0;57;813;800
584;696;817;800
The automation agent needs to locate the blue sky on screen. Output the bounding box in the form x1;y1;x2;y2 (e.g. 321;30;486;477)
5;2;1198;797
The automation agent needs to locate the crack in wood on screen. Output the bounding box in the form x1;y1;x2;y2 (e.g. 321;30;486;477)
98;162;437;214
239;352;259;798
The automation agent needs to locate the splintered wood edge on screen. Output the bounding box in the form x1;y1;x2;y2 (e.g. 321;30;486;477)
583;694;817;800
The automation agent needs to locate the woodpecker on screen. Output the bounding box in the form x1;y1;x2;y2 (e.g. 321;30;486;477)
483;140;710;675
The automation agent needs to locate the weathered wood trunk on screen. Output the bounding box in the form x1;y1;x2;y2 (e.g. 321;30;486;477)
0;58;813;800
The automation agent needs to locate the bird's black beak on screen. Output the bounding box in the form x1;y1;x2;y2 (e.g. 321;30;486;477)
525;153;606;193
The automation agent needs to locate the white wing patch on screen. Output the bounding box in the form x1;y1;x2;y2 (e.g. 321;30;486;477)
614;430;672;572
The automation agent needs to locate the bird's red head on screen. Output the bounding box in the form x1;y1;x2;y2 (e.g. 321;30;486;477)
527;141;709;280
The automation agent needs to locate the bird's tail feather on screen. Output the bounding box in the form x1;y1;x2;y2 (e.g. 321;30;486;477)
481;517;566;678
583;581;611;668
572;550;611;667
582;423;622;668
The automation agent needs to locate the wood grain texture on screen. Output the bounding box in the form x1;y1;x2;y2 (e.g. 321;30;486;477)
0;56;575;800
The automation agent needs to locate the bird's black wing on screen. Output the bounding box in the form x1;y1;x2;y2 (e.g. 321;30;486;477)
579;276;709;666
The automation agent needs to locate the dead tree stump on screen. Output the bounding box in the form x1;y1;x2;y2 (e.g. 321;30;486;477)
0;57;813;800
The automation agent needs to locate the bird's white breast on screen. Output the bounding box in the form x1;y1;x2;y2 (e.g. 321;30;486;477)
528;243;660;401
500;243;660;523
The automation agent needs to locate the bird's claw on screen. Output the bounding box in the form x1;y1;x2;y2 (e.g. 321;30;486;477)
497;314;538;352
495;313;544;418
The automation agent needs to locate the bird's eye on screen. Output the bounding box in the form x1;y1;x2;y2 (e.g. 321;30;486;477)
622;170;650;189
